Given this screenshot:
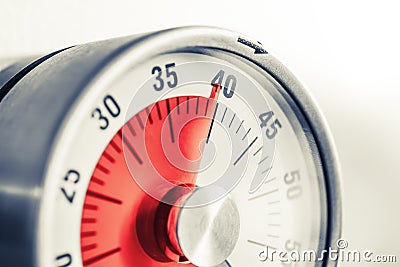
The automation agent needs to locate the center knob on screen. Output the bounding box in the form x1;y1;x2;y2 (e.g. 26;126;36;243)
168;187;240;266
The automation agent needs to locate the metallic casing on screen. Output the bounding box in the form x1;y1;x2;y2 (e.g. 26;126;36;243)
0;26;341;267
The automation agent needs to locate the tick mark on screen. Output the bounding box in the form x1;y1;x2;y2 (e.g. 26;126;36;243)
236;120;244;134
81;231;96;238
262;167;272;174
91;176;105;186
176;97;180;115
247;240;277;250
204;99;210;116
229;113;236;128
233;137;258;166
83;247;121;266
247;240;265;247
166;98;175;143
122;137;143;164
82;243;97;252
242;128;251;140
258;156;269;165
86;190;123;205
155;102;162;120
206;102;219;144
103;151;115;164
82;218;97;224
127;121;136;136
253;146;263;156
248;188;279;201
221;107;227;123
96;164;109;175
264;177;277;184
145;107;153;124
110;139;121;153
136;114;144;129
83;203;98;211
196;97;199;115
268;200;280;205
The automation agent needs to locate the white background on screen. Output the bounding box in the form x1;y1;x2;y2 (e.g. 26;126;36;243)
1;1;399;265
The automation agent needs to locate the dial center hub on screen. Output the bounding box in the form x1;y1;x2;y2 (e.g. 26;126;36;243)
172;188;240;266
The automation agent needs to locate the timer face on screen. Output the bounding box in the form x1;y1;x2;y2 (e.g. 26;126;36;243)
0;27;340;267
40;52;327;267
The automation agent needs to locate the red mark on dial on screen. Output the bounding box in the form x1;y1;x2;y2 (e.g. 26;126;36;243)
81;85;221;266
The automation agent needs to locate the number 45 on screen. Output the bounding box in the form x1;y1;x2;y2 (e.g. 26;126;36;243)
259;111;282;139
